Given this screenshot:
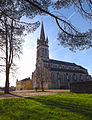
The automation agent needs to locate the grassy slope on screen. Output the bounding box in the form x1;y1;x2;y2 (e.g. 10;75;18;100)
0;93;92;120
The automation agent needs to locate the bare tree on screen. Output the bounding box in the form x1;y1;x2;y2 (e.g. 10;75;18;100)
0;0;40;94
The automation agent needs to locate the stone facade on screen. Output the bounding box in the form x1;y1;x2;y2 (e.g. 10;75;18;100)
31;23;91;90
16;77;31;90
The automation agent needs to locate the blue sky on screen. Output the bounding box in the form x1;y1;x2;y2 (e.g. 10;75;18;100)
16;9;92;84
0;5;92;87
40;15;92;74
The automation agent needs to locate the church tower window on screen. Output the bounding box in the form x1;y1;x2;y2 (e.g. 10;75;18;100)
37;22;49;62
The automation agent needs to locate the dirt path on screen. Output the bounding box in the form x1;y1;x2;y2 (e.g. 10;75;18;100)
0;90;70;99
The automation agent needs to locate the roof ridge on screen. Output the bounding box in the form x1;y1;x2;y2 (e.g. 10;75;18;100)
49;59;74;64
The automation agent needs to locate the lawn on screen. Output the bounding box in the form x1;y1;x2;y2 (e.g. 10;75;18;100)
0;93;92;120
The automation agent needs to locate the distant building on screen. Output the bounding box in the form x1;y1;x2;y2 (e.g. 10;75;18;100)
0;87;4;91
16;77;31;90
31;23;91;90
9;86;15;91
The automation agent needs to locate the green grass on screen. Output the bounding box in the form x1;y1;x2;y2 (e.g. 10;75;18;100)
0;91;3;93
0;93;92;120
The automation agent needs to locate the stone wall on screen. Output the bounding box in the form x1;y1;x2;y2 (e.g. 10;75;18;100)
70;81;92;93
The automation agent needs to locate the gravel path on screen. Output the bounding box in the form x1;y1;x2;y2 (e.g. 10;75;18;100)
0;90;70;99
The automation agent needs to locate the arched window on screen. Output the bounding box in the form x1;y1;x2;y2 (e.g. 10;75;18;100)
73;74;77;81
42;48;44;56
60;75;64;84
66;73;69;80
64;74;66;81
68;74;72;82
45;48;47;56
80;74;83;81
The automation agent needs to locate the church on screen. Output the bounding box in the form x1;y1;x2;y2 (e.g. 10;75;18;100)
31;23;91;90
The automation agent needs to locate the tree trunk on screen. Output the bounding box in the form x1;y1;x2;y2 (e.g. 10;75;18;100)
4;37;10;94
5;67;9;94
4;18;10;94
41;81;44;92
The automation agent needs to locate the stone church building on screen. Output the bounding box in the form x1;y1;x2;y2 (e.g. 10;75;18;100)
31;23;91;90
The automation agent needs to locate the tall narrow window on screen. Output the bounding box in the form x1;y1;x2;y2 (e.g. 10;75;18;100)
42;48;44;57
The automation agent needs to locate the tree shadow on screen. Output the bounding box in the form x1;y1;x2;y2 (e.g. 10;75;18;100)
9;93;23;98
0;92;92;119
25;96;92;119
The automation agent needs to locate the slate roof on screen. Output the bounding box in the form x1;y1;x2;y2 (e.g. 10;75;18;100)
21;77;30;82
43;59;86;70
50;68;87;74
17;77;30;83
50;59;76;66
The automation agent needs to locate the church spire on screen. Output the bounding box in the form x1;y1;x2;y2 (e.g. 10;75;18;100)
40;22;45;40
37;22;49;61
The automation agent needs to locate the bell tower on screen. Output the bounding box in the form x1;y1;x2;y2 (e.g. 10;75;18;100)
36;22;49;63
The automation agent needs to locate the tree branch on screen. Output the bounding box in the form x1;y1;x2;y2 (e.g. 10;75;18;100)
89;0;92;4
0;8;38;25
0;57;6;59
72;0;92;18
78;0;92;16
0;0;89;37
56;18;87;37
0;65;5;67
24;1;79;31
24;0;87;37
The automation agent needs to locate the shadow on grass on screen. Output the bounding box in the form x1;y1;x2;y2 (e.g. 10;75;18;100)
0;93;92;120
9;93;23;98
0;93;23;98
25;96;92;119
